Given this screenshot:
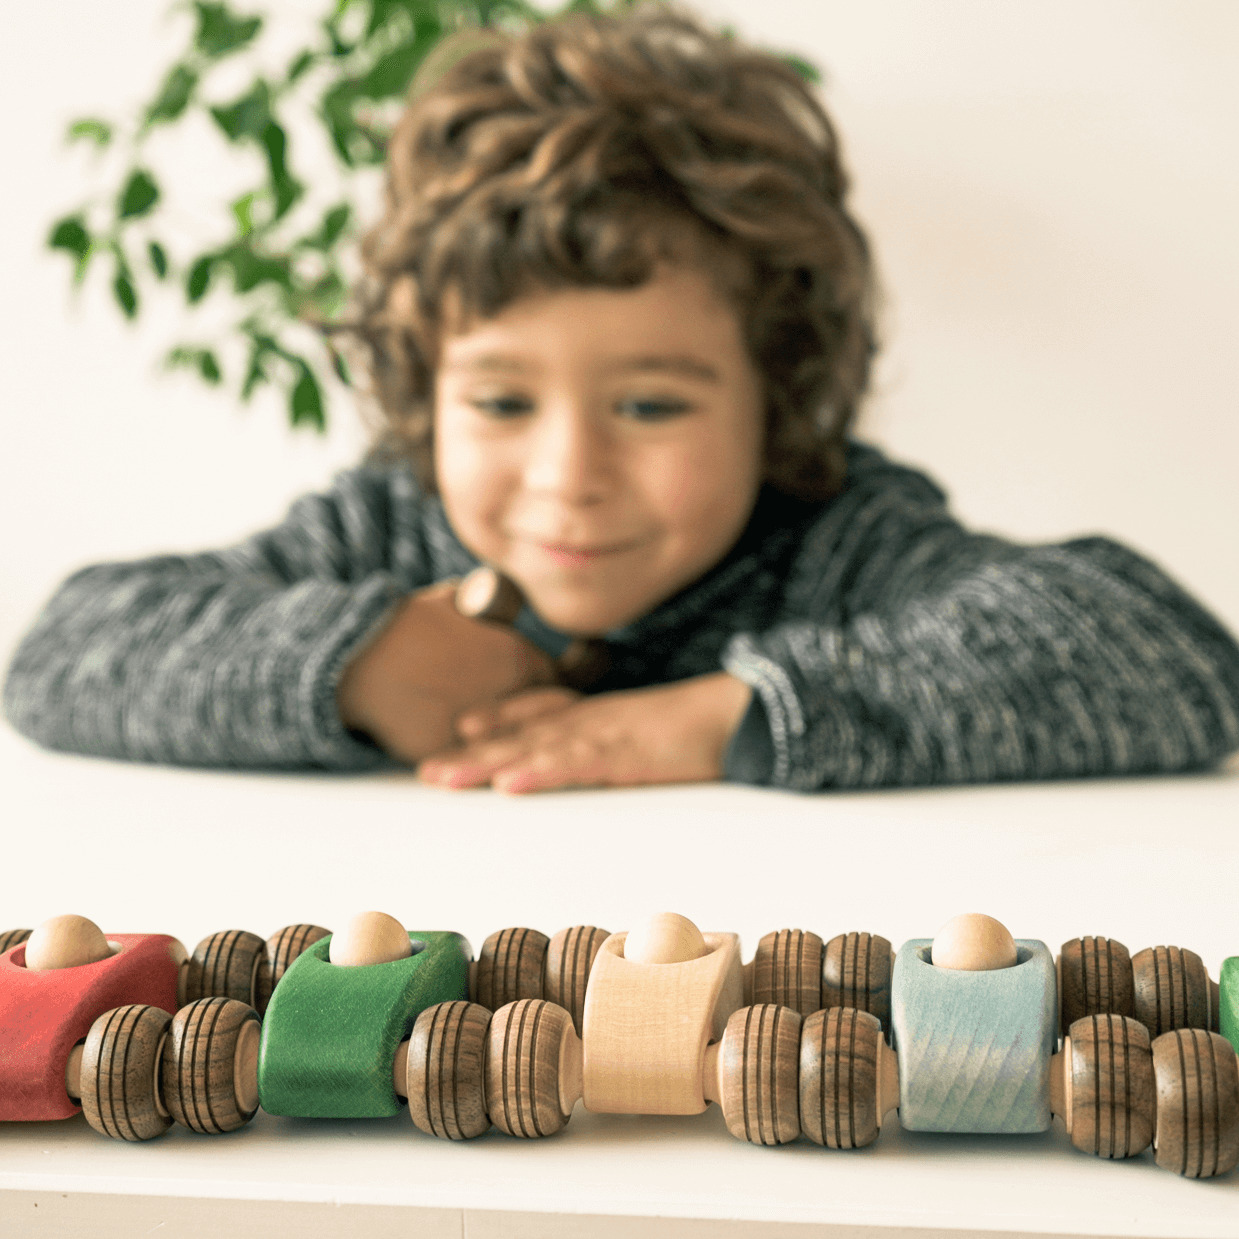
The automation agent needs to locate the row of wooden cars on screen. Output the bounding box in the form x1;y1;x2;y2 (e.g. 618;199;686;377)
2;912;1237;1177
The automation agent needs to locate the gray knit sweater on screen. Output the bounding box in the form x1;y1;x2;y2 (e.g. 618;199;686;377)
6;442;1239;788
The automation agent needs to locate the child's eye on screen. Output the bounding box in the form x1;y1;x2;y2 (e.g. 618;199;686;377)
616;397;692;422
470;395;534;418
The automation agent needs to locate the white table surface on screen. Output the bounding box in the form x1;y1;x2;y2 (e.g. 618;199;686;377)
3;723;1238;1238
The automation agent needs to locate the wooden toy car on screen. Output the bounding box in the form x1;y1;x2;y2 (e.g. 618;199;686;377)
0;916;184;1133
405;913;1239;1179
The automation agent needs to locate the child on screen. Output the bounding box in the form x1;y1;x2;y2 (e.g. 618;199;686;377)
5;6;1239;793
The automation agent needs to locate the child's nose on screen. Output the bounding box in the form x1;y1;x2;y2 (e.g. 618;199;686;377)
522;406;611;504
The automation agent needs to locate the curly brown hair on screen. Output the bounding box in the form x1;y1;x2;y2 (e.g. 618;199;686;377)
356;3;876;500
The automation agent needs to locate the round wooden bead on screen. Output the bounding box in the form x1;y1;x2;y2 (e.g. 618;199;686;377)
329;912;412;968
556;639;611;690
162;997;261;1134
24;915;113;971
455;566;524;624
932;914;1017;971
719;1004;801;1145
79;1004;173;1142
751;930;824;1016
182;929;267;1009
254;923;331;1014
0;929;32;954
543;925;609;1035
1132;946;1213;1037
799;1006;882;1149
407;1000;492;1140
624;913;707;965
474;927;549;1010
1152;1028;1239;1177
485;999;575;1138
822;931;894;1033
1064;1014;1154;1158
1059;937;1136;1031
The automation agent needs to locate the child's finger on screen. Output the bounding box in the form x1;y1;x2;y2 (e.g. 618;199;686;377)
456;687;580;740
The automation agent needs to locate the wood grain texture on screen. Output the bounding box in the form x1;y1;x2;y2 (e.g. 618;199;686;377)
751;930;823;1016
485;999;574;1138
255;923;331;1014
1064;1014;1153;1158
544;926;609;1036
474;928;549;1011
1132;945;1213;1037
799;1007;881;1149
407;1000;492;1140
79;1004;173;1142
162;997;260;1135
822;932;893;1034
1152;1028;1239;1178
1059;937;1136;1031
719;1004;801;1145
182;929;266;1009
0;928;33;954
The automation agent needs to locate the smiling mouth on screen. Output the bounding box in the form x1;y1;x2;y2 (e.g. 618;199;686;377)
528;538;641;565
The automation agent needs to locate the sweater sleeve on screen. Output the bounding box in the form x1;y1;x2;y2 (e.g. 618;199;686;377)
721;451;1239;790
2;463;434;770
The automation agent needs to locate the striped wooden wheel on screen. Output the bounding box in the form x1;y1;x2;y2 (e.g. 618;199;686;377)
0;928;32;954
719;1004;802;1146
822;932;894;1034
162;997;260;1135
1132;946;1214;1036
1064;1014;1154;1158
1059;937;1136;1031
799;1006;882;1149
1152;1029;1239;1177
253;923;330;1014
543;926;609;1035
407;1001;492;1140
751;929;824;1016
485;999;574;1138
474;927;549;1011
79;1004;173;1142
182;929;268;1009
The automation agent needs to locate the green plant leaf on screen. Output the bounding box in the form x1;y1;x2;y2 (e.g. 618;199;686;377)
67;118;112;147
198;349;223;383
302;203;351;250
286;49;317;84
145;64;198;126
210;81;273;142
231;192;257;237
290;358;325;429
148;241;169;278
186;255;214;303
782;54;821;84
118;170;160;219
260;122;304;219
193;2;263;58
224;243;292;294
166;345;222;383
49;215;91;261
358;36;433;100
113;269;138;319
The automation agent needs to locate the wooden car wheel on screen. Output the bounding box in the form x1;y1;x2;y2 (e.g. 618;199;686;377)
162;997;260;1134
0;928;32;953
182;929;268;1009
253;923;330;1014
750;930;824;1016
1059;937;1136;1031
485;999;574;1138
1132;946;1214;1036
822;932;894;1034
79;1004;174;1141
1151;1029;1239;1178
719;1004;801;1145
543;925;609;1035
800;1007;882;1149
474;927;549;1011
1064;1014;1153;1158
407;1001;492;1140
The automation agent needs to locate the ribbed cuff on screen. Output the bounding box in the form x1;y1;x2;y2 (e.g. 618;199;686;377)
723;693;775;785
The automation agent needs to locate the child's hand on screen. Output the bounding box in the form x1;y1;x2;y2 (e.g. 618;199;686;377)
418;672;754;793
337;582;557;763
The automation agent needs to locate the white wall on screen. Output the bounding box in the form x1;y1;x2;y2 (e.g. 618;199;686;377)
3;0;1237;669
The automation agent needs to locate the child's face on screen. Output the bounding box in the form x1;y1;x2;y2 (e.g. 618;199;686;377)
434;265;765;635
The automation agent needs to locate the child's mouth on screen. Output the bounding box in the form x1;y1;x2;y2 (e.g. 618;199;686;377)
538;541;632;567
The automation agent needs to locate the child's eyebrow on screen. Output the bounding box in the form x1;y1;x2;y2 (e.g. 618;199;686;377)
441;353;723;383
